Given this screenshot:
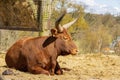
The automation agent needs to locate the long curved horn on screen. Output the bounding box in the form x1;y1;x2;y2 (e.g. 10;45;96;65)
62;18;78;29
55;10;66;32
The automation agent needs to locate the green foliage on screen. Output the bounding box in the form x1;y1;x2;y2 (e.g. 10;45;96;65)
78;26;112;53
84;13;97;26
115;16;120;23
68;16;89;33
102;14;116;27
51;0;89;32
84;13;120;43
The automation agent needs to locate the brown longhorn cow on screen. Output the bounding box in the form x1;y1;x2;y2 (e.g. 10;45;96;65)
5;11;79;75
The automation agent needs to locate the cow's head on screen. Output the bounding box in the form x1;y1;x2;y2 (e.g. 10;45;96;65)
51;11;79;55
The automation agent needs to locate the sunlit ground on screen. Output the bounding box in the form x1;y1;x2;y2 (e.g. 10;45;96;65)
0;53;120;80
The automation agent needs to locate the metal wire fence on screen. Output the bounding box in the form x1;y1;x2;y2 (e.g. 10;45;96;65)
0;0;57;52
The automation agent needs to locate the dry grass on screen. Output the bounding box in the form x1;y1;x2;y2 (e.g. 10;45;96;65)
0;53;120;80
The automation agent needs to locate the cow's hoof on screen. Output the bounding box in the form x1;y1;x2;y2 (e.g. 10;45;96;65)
56;69;63;75
50;72;55;76
2;69;14;75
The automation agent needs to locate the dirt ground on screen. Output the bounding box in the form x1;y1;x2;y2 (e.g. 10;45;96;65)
0;53;120;80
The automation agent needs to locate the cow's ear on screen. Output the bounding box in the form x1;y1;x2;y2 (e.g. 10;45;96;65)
51;28;58;37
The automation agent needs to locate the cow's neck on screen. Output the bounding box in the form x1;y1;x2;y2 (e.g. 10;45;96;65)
54;39;63;56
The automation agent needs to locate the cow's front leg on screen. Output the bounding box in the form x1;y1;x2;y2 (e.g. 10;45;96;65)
55;62;63;75
50;60;56;75
28;65;50;75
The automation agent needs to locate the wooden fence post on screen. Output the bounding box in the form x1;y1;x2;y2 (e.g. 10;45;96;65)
38;0;57;36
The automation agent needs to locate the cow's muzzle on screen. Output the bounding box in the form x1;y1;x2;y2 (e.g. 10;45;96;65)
70;49;79;55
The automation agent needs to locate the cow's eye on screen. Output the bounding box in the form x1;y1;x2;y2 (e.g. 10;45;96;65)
63;36;69;41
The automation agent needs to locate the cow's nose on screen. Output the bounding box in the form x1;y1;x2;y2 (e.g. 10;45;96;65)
71;49;79;55
76;49;79;53
75;49;79;54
